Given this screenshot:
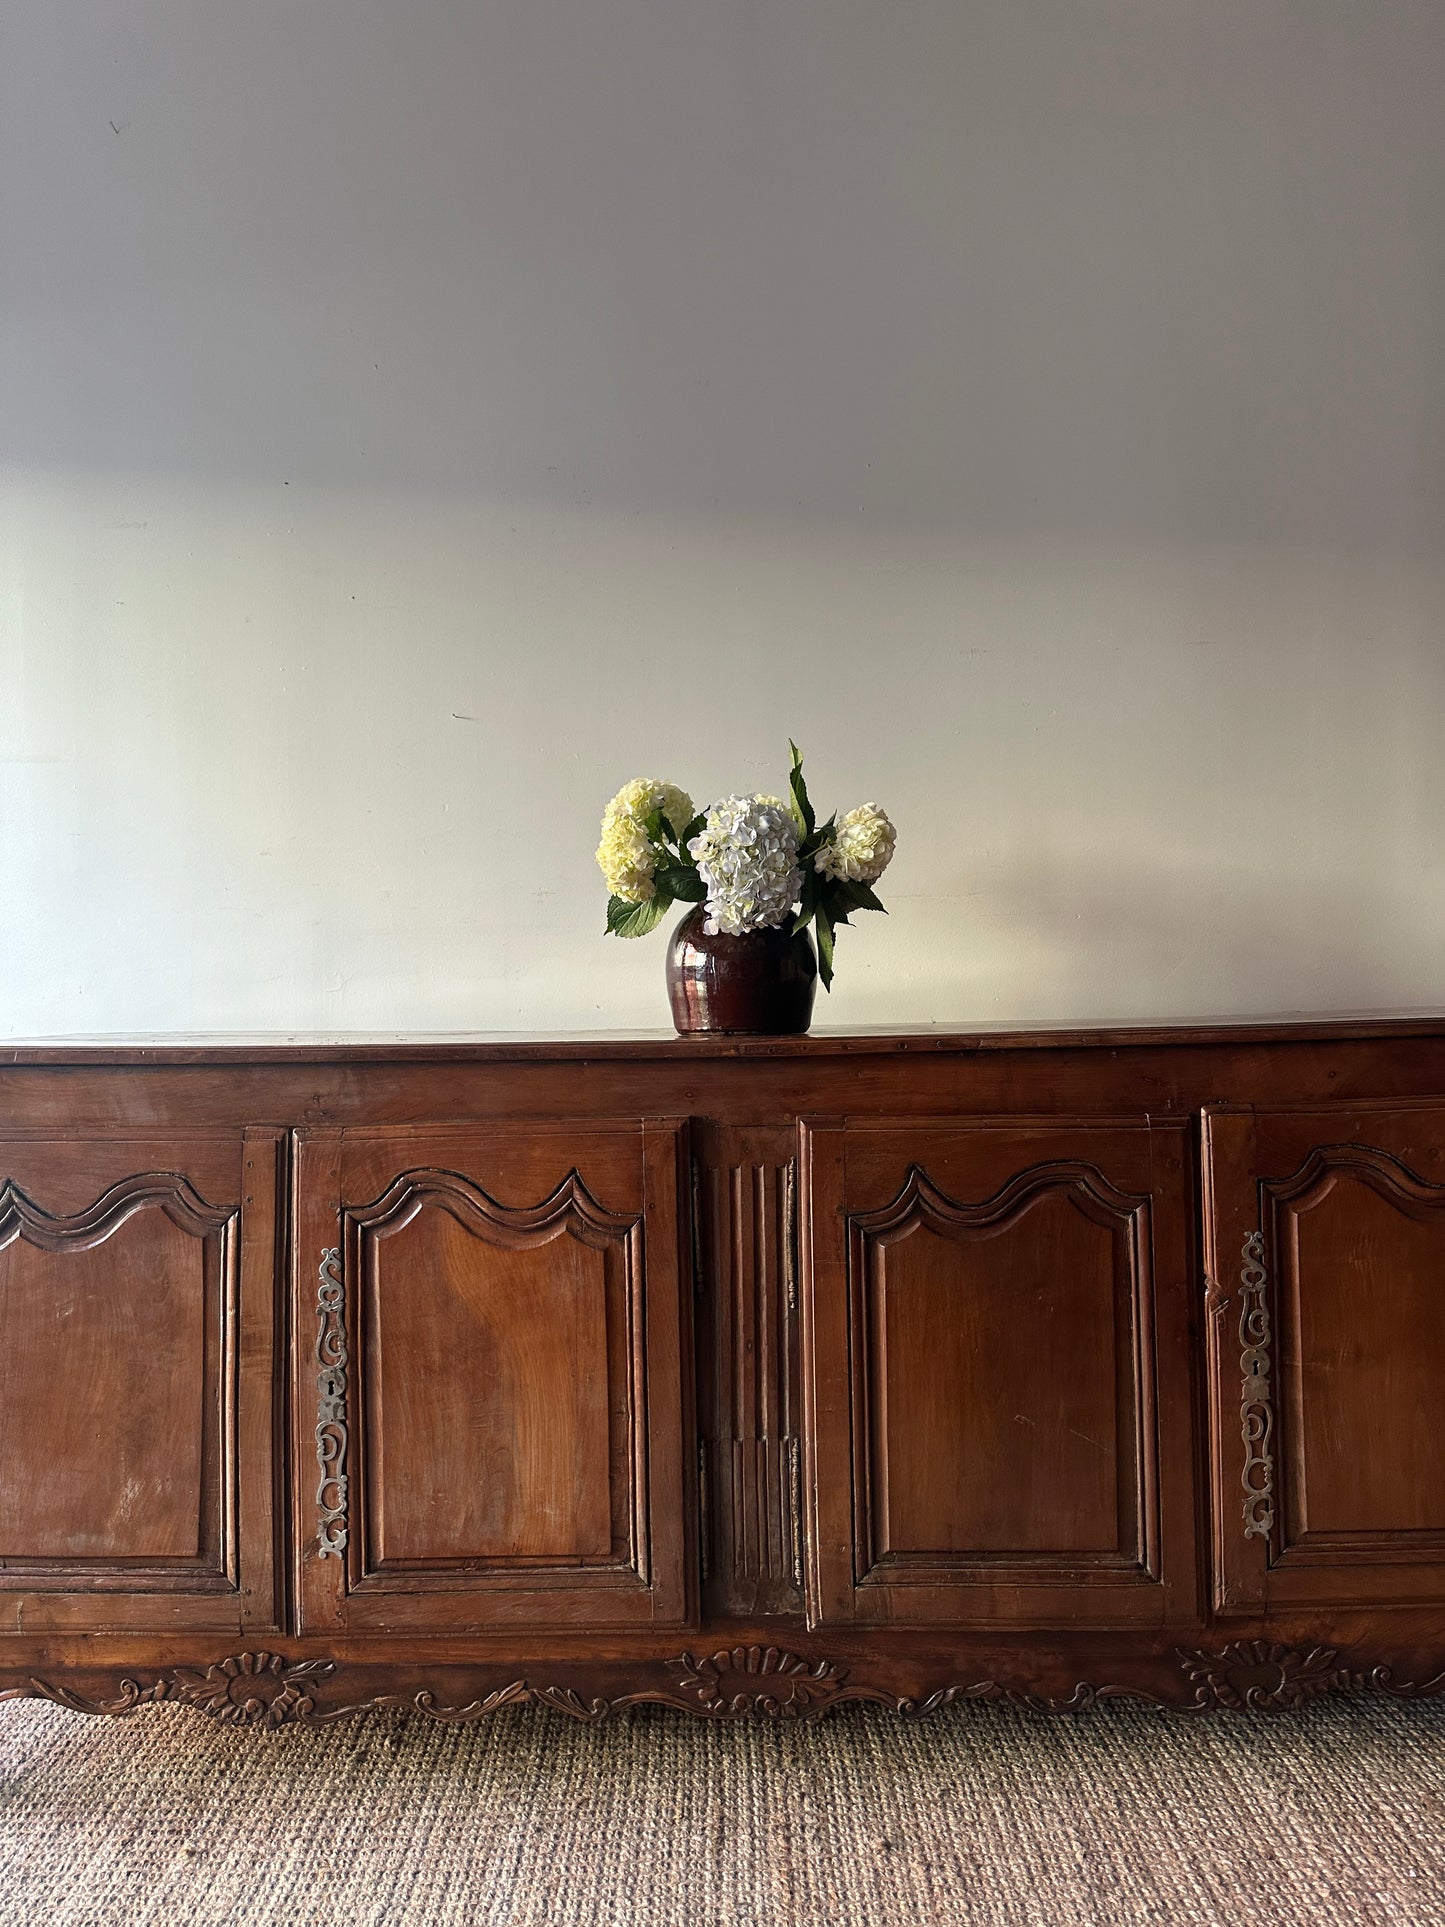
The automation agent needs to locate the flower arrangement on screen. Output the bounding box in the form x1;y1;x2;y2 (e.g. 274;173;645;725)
595;744;895;988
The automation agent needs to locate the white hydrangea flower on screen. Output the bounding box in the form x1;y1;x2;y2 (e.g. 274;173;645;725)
814;803;896;884
687;794;803;935
595;777;694;903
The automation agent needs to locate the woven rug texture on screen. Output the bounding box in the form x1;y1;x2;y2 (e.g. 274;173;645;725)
2;1695;1443;1925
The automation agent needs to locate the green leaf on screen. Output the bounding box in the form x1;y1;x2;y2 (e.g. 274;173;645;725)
838;879;887;915
815;877;853;927
814;905;835;990
657;813;677;845
606;894;670;939
798;812;836;862
788;740;816;839
679;812;706;844
791;869;819;936
642;807;664;840
653;865;706;902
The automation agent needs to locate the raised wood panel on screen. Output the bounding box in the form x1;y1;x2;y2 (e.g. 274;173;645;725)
0;1194;212;1562
855;1168;1137;1567
1204;1104;1445;1614
802;1117;1195;1630
292;1121;693;1635
355;1168;637;1572
0;1134;281;1633
1280;1150;1445;1540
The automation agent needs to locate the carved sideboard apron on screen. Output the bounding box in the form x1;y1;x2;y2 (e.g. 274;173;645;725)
1;1023;1443;1728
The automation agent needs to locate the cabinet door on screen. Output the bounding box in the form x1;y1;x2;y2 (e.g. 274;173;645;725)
800;1116;1196;1628
293;1119;693;1633
1204;1104;1445;1613
0;1130;281;1633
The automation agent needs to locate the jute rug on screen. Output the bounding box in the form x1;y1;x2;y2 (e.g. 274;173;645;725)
2;1696;1443;1925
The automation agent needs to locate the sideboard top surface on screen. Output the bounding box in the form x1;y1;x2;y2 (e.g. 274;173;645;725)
3;1011;1444;1065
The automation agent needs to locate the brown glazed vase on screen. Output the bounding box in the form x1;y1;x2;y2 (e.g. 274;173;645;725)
666;907;818;1036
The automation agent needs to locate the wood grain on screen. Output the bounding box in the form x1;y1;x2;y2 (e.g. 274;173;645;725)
0;1132;279;1633
292;1122;692;1635
0;1023;1441;1711
801;1117;1195;1628
1204;1101;1445;1615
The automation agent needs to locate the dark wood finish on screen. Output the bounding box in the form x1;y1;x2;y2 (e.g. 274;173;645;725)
8;1010;1445;1062
693;1122;803;1617
0;1021;1441;1719
7;1633;1444;1726
801;1117;1196;1627
0;1130;281;1633
292;1120;693;1634
1204;1102;1445;1615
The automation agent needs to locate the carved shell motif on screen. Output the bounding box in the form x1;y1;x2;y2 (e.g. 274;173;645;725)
1179;1641;1343;1712
666;1646;848;1717
163;1652;337;1728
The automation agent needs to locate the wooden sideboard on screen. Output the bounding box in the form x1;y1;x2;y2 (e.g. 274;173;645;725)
2;1021;1443;1727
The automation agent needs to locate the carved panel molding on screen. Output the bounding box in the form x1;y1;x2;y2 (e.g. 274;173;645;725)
338;1159;651;1597
0;1165;240;1598
1264;1140;1445;1558
850;1157;1149;1247
348;1164;639;1250
846;1156;1155;1585
0;1171;233;1252
1269;1141;1445;1220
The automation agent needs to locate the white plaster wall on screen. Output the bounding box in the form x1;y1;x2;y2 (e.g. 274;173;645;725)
3;1;1443;1033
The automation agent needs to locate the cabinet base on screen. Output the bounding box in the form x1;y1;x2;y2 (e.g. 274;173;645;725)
6;1638;1445;1727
